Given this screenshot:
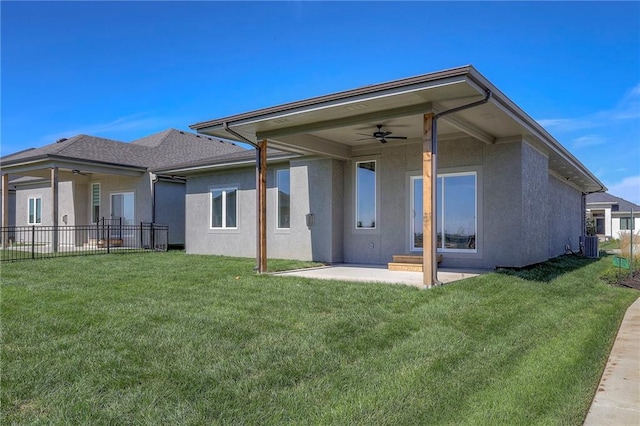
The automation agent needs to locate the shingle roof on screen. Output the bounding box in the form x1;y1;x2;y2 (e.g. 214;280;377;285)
1;129;247;171
152;148;297;174
586;192;640;213
1;134;151;167
132;129;246;168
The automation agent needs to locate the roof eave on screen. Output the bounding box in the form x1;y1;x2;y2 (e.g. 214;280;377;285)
1;154;148;175
190;65;474;131
153;152;300;175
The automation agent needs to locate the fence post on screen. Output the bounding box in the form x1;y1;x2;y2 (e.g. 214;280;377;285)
140;222;143;248
631;208;634;276
31;225;35;259
107;225;111;254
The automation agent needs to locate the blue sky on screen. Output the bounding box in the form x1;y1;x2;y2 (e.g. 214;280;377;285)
2;1;639;203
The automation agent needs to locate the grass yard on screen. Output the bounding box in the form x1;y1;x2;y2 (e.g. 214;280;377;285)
2;253;638;424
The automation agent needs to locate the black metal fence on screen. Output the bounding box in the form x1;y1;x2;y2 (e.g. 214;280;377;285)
0;223;168;262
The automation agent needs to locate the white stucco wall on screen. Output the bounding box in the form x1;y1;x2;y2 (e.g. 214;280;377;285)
184;159;343;263
183;136;588;270
547;175;583;257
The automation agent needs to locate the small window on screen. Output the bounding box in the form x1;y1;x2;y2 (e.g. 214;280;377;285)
620;217;634;230
91;183;100;223
356;161;376;229
277;169;290;229
28;197;42;225
211;187;238;229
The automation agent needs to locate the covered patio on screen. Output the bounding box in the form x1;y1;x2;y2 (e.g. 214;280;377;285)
188;65;604;288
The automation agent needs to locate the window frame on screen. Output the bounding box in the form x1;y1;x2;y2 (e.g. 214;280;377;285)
355;160;377;230
110;191;135;226
276;169;291;230
620;217;634;231
91;183;101;224
210;186;239;230
437;171;478;253
28;197;42;225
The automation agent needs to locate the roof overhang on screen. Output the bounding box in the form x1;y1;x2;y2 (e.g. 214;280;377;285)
153;150;300;176
1;155;147;179
191;65;605;193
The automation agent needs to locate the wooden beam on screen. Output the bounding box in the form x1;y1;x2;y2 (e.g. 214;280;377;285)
422;113;435;288
51;167;59;253
268;134;352;160
257;140;268;273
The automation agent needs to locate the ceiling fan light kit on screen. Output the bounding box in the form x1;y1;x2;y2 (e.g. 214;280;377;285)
356;124;408;144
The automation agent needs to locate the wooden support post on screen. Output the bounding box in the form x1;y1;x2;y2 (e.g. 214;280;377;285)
51;167;59;253
2;173;9;248
257;140;268;273
423;113;436;288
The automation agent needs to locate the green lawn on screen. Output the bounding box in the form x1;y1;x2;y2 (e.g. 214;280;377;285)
2;253;637;425
599;239;620;251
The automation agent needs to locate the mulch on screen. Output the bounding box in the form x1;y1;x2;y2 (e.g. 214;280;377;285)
616;270;640;291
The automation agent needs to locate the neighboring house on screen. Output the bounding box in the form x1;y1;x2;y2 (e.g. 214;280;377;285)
1;129;245;246
586;192;640;240
155;65;605;285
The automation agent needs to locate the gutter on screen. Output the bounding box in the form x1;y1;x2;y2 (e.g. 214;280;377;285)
191;66;474;131
466;71;606;193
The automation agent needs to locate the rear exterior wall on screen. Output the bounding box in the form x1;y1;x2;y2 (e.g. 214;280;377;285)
547;174;583;257
184;158;344;263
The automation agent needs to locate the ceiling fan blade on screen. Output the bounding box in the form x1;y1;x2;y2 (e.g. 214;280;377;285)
380;138;388;144
384;136;407;139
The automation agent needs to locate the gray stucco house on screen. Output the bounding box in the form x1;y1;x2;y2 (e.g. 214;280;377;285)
1;129;244;246
586;192;640;241
155;65;605;284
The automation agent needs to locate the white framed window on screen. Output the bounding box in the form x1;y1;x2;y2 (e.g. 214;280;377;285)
437;172;477;252
276;169;290;229
620;217;634;230
91;183;100;223
410;176;423;251
356;160;376;229
410;171;478;253
110;192;135;225
28;197;42;225
211;187;238;229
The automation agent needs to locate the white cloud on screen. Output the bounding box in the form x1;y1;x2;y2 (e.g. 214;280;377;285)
537;83;640;132
605;175;640;205
571;135;606;148
37;113;167;145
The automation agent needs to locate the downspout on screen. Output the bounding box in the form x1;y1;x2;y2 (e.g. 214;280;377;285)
152;174;158;223
429;90;492;285
223;122;265;273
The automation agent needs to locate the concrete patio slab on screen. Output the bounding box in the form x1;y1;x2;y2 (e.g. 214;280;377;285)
273;264;487;287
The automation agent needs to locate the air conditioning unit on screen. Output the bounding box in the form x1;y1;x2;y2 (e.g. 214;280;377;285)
582;236;599;259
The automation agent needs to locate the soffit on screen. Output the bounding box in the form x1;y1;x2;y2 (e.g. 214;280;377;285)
192;67;604;193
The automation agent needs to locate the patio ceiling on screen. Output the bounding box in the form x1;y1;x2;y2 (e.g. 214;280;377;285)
191;65;604;193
